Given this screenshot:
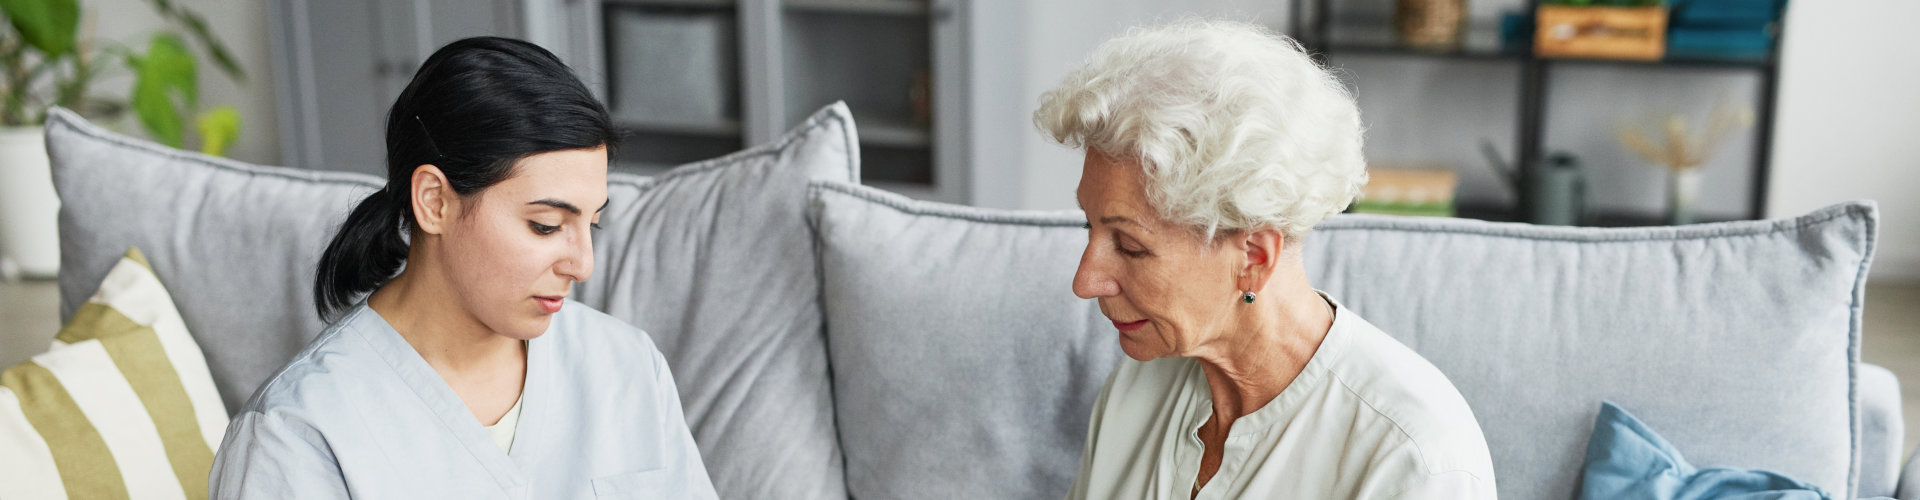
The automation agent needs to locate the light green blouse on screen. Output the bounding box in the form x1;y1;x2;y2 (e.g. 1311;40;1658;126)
1066;295;1497;499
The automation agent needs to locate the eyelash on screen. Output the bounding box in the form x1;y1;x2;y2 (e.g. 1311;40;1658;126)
530;221;603;235
1083;222;1149;258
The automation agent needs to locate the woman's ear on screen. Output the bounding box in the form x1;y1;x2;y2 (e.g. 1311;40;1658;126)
409;165;458;235
1236;228;1286;294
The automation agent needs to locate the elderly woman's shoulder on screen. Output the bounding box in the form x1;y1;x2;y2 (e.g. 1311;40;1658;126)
1326;313;1494;476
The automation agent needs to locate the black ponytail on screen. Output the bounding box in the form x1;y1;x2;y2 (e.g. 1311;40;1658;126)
313;36;617;321
313;188;410;319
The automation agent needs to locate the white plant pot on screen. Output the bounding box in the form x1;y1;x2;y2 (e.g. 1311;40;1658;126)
1666;168;1702;226
0;126;60;279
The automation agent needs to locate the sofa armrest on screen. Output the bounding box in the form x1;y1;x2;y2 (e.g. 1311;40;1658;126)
1863;363;1904;498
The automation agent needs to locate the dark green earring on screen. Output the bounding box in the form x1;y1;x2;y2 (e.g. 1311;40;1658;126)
1242;292;1256;303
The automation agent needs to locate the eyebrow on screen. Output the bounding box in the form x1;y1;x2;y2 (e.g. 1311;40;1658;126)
527;198;611;215
1097;215;1155;234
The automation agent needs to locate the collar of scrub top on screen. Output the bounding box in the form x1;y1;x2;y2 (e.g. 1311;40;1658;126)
346;303;554;493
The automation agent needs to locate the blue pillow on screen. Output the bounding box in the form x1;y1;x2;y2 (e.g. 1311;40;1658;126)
1580;401;1836;500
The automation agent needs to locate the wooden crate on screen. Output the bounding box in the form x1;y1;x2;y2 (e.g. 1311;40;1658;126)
1535;5;1668;61
1354;167;1458;217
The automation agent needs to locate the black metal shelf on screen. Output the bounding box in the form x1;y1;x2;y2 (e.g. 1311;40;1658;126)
1320;43;1527;62
1295;1;1784;228
603;0;736;9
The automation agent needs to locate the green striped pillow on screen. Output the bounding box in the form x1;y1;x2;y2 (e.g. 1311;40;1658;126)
0;248;227;499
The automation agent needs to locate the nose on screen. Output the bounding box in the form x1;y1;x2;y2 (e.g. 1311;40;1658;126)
1072;244;1118;300
557;225;595;283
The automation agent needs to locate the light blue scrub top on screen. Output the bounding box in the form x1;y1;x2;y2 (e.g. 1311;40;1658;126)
209;301;718;499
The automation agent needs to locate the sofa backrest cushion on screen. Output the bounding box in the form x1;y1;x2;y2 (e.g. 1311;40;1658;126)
47;108;381;416
575;104;858;500
1303;204;1875;499
809;181;1122;500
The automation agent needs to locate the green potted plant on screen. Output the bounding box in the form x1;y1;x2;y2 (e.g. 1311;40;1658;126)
0;0;243;279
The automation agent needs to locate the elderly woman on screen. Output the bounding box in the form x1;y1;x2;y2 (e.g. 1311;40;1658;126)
1036;21;1496;499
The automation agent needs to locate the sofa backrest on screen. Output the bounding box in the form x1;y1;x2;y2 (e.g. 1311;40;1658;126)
808;178;1876;499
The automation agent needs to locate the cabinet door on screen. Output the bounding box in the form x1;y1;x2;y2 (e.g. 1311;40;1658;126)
271;0;522;174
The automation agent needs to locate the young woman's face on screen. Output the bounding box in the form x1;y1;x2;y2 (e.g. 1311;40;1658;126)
440;147;608;340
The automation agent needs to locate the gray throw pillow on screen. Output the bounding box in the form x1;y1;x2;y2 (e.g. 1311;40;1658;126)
46;108;381;415
808;180;1121;500
576;104;858;500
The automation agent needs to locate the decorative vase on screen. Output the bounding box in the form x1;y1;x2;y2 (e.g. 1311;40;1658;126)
1666;168;1701;225
0;126;60;279
1528;153;1586;226
1396;0;1467;50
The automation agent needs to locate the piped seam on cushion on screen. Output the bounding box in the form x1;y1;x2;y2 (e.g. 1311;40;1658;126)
623;103;860;188
1316;203;1874;244
808;180;1085;227
1844;198;1878;498
44;108;383;188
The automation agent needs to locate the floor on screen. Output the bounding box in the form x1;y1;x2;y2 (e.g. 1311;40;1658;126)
2;277;1918;453
1;277;58;370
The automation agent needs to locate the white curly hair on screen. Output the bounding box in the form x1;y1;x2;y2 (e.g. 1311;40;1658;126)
1035;19;1368;243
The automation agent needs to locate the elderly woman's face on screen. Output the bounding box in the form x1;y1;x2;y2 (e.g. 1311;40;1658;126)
1073;152;1246;362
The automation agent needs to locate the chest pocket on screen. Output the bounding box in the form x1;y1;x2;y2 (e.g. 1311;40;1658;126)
591;469;679;497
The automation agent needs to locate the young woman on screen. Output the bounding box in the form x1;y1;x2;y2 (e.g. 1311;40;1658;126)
210;37;717;498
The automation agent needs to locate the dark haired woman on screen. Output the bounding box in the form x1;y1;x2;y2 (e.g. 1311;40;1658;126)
209;37;717;498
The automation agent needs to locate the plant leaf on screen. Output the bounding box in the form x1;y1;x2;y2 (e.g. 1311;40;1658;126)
141;0;245;80
171;8;245;80
0;0;81;55
195;105;240;156
129;34;198;148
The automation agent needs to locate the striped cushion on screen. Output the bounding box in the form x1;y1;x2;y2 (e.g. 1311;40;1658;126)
0;248;227;499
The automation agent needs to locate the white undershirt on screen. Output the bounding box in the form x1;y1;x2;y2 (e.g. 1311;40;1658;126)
483;341;530;453
484;394;524;453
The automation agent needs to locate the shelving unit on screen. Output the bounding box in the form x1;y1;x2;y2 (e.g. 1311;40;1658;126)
547;0;967;203
1290;1;1784;225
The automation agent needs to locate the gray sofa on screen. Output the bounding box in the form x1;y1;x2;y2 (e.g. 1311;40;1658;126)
45;104;1914;499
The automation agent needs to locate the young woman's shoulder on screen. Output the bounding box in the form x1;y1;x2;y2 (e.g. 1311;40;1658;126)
237;307;390;418
546;301;669;375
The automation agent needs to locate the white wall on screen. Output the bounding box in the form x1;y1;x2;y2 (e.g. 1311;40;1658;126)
89;0;280;166
992;0;1918;283
1768;0;1920;283
962;0;1290;211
